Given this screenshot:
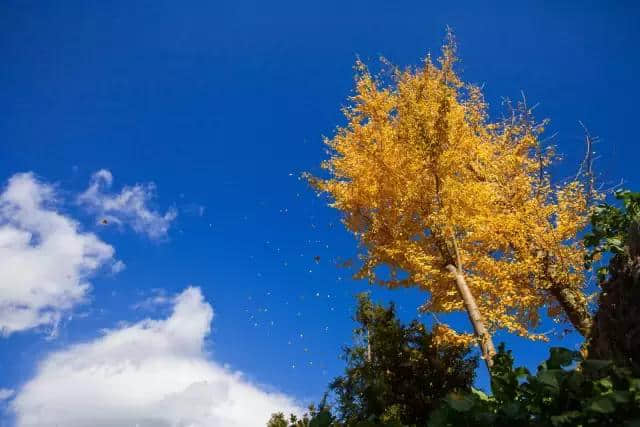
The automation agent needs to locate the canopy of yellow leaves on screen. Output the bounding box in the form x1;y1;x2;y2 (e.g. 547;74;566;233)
311;35;590;341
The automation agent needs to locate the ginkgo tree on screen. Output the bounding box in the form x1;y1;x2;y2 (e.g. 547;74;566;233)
308;32;593;368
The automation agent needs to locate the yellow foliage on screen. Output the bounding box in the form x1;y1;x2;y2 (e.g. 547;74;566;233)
310;33;591;341
432;324;475;348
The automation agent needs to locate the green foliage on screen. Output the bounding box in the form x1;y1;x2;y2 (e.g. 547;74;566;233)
584;189;640;281
267;412;290;427
431;344;640;426
585;187;640;375
267;402;339;427
329;293;477;426
267;294;477;427
267;411;403;427
266;401;404;427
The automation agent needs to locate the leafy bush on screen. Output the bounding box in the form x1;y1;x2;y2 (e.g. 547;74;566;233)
431;344;640;426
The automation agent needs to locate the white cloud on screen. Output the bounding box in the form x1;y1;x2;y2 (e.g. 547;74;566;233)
0;389;13;401
131;288;171;311
110;260;126;274
0;173;117;336
78;170;177;239
11;287;302;427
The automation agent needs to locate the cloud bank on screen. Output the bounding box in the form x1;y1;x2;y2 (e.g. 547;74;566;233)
11;287;301;427
78;170;177;239
0;173;117;336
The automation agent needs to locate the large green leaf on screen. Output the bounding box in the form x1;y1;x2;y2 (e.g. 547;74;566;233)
546;347;579;369
537;370;560;391
445;392;475;412
550;410;581;426
586;396;616;414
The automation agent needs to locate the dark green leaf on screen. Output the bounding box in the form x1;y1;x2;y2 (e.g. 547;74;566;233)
537;370;560;391
548;347;578;369
587;396;616;414
551;411;581;426
446;393;475;412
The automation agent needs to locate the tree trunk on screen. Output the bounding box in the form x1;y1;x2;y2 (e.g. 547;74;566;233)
587;222;640;374
446;265;496;370
549;284;592;337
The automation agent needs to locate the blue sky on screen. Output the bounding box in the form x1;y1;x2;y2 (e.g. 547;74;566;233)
1;1;639;425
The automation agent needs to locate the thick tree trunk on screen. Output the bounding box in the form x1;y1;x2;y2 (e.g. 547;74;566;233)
549;285;592;337
540;249;593;337
446;265;496;370
587;223;640;374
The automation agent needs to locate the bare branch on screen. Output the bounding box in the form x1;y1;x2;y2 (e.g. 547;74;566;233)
576;121;599;206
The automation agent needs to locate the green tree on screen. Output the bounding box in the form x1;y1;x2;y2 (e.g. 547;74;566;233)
267;403;337;427
267;294;477;426
329;293;477;425
585;189;640;374
267;412;290;427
